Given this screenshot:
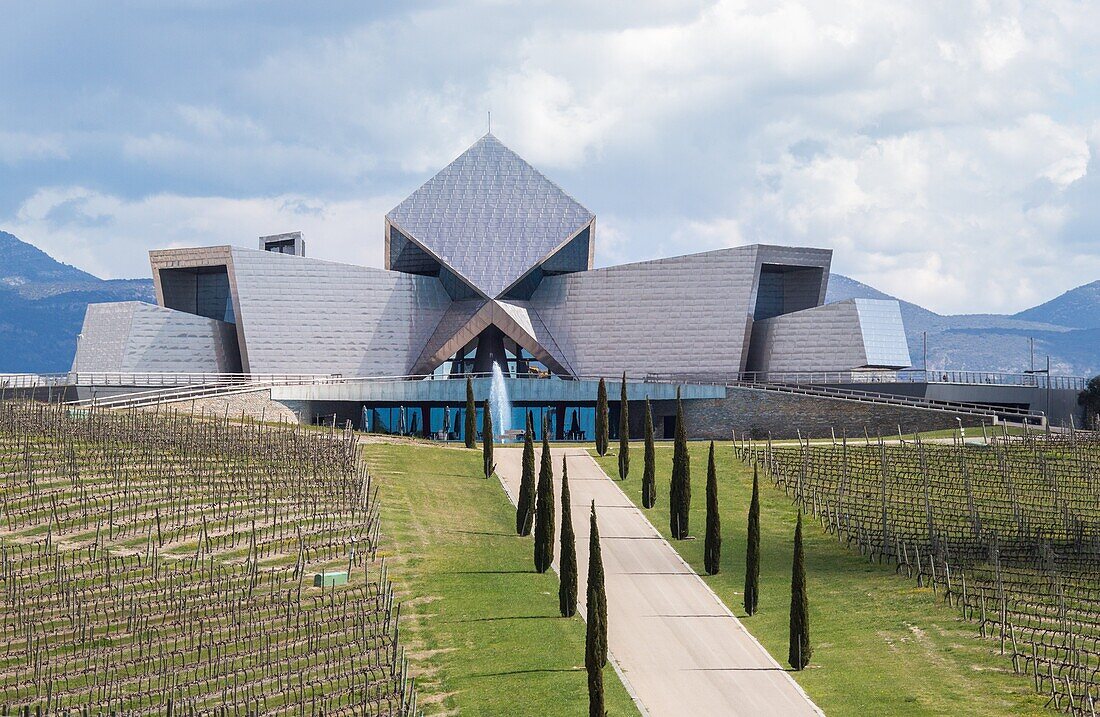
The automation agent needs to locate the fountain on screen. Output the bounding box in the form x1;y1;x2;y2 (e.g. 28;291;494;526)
489;362;513;439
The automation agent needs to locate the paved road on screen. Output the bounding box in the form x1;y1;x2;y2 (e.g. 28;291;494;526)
495;446;823;717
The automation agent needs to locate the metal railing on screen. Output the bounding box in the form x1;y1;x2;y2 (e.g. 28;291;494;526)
6;367;1077;422
5;368;1089;392
67;371;344;387
729;380;1040;421
619;373;1042;422
1;374;72;389
65;375;1044;425
735;369;1088;391
68;381;287;410
2;372;348;389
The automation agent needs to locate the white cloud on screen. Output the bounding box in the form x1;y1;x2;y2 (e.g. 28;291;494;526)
8;187;399;279
1;1;1099;313
175;105;268;142
0;131;67;164
732;114;1095;312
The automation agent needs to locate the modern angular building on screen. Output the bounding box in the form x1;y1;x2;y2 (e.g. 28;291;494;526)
73;133;914;438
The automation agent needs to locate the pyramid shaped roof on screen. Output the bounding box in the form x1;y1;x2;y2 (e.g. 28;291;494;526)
386;134;594;298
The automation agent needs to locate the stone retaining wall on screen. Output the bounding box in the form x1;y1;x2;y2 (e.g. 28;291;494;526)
650;387;990;440
141;389;299;424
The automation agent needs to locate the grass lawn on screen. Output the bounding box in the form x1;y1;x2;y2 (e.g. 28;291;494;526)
593;441;1051;717
364;440;639;717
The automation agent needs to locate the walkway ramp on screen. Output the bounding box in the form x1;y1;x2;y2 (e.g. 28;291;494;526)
495;446;823;717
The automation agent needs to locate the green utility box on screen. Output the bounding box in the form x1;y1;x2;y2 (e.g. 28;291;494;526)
313;571;348;588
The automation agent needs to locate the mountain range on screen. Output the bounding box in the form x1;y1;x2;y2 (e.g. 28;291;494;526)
0;231;154;373
1;230;1097;377
825;275;1100;376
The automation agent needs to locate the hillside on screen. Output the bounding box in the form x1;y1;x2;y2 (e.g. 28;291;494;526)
826;274;1100;376
0;230;1097;376
1013;280;1100;329
0;231;154;373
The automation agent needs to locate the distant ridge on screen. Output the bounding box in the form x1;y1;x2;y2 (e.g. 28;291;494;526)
0;231;98;288
827;273;1100;377
0;231;154;373
1013;280;1100;330
0;230;1097;378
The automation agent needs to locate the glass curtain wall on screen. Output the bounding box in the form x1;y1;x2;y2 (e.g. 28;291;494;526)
361;404;596;442
429;341;554;379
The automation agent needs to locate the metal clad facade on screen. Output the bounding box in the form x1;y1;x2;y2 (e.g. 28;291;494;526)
70;135;911;382
229;248;450;375
745;298;911;372
386;134;594;298
73;302;240;373
527;246;763;377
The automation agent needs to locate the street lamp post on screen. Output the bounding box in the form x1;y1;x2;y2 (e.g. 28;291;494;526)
1024;356;1052;433
923;331;927;378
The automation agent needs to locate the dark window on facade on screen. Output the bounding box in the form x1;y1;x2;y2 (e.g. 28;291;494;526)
753;264;824;320
159;266;235;323
264;239;297;254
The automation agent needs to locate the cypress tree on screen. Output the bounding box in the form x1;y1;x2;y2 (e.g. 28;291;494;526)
586;598;606;717
704;441;721;575
587;500;607;667
669;388;691;539
516;411;536;535
482;399;493;479
533;429;555;573
595;378;609;456
464;376;476;449
618;373;630;480
558;455;578;617
642;398;656;509
744;464;761;616
669;402;679;531
789;511;812;670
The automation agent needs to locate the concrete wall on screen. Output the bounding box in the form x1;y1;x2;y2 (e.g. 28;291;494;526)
835;381;1083;427
137;389;298;424
271;377;723;405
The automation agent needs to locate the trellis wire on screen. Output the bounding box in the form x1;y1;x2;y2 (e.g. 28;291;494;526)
0;399;418;716
736;427;1100;715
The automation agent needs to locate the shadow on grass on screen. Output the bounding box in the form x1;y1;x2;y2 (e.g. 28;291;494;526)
449;614;561;623
443;528;520;538
443;569;533;575
466;667;581;678
685;667;798;673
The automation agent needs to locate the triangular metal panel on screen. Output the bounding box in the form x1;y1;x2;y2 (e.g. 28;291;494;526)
410;299;576;377
500;220;593;299
386;219;486;300
409;300;489;375
386;134;594;298
387;225;440;275
492;300;575;376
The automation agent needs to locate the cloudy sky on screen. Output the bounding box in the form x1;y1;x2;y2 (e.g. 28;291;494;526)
2;1;1098;314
